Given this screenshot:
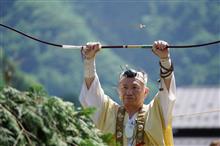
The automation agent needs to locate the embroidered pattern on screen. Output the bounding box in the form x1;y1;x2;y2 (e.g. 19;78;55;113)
116;106;147;146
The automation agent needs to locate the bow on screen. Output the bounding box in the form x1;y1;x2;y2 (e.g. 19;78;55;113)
1;23;220;49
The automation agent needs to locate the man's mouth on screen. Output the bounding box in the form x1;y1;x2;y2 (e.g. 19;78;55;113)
124;96;134;100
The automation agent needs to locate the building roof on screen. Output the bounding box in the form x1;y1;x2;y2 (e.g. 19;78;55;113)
174;137;220;146
172;87;220;128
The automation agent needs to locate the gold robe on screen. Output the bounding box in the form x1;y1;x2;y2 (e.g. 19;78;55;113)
96;95;174;146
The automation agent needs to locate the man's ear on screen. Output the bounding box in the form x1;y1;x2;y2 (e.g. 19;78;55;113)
144;87;149;97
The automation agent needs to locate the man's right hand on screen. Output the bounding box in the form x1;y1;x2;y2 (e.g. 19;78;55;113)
82;42;101;60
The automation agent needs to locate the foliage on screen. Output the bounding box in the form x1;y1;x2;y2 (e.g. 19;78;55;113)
0;86;115;146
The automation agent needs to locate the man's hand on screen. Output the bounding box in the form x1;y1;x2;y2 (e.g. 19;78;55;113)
152;40;170;59
82;42;101;60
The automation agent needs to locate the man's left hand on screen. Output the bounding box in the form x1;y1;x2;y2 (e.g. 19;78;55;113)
152;40;170;59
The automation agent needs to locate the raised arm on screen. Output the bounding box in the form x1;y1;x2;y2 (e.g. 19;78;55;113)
81;42;101;89
80;42;115;125
152;40;173;91
152;40;176;126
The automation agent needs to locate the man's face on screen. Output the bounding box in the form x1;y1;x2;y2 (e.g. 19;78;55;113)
118;77;149;109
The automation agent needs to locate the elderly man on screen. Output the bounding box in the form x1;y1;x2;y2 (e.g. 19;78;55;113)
79;40;176;146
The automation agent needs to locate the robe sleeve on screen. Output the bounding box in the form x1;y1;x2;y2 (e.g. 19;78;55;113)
79;73;107;124
79;73;118;129
144;74;176;145
157;73;176;127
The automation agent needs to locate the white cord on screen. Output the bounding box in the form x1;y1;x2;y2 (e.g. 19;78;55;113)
84;58;96;78
62;45;83;49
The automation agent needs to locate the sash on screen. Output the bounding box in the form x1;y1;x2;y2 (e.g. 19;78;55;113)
116;106;147;146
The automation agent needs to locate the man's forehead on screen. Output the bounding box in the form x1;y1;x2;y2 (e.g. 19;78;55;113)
119;77;143;85
119;69;147;85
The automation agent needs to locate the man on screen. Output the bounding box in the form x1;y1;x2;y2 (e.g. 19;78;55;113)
79;40;176;146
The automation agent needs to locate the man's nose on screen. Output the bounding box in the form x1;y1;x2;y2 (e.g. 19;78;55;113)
125;89;133;95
